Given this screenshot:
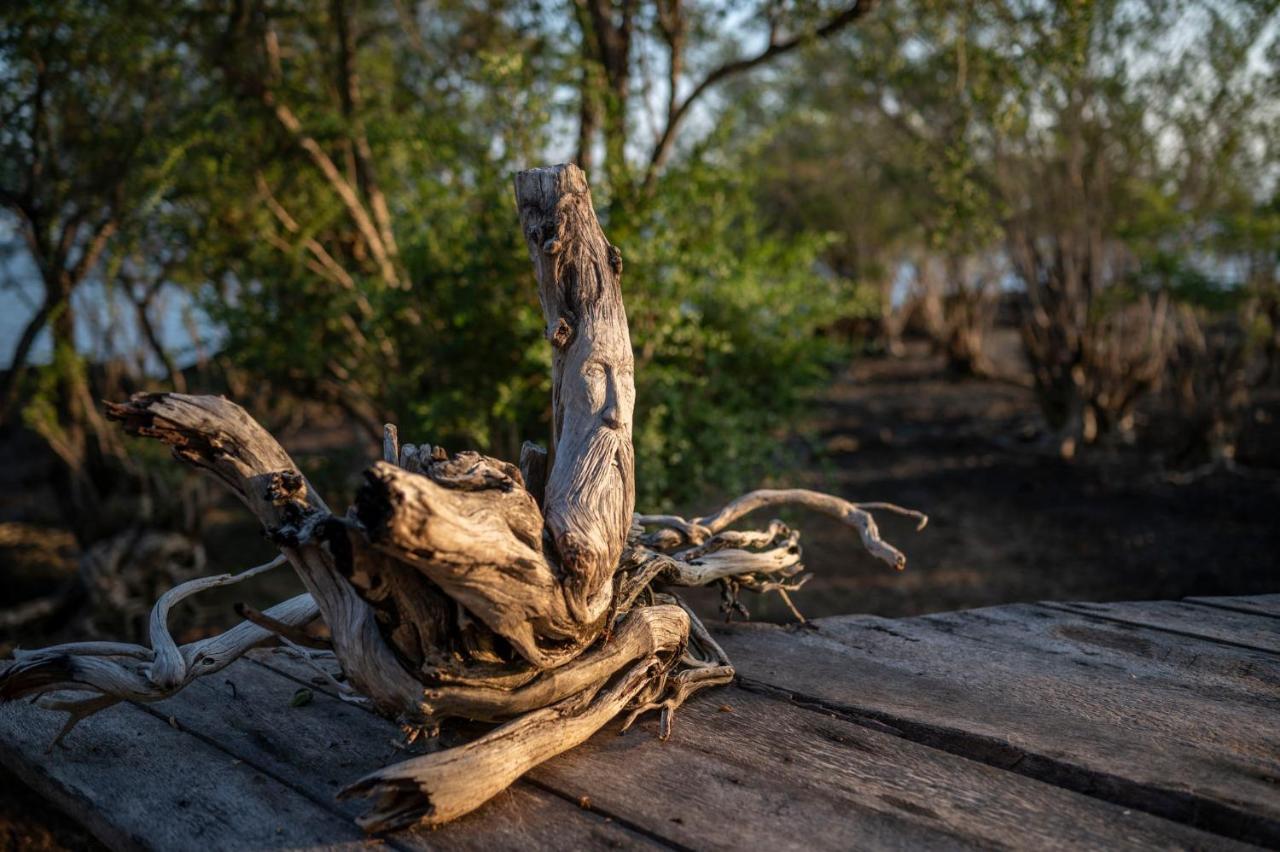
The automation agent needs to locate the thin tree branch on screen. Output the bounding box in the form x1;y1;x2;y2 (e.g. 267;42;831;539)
255;173;366;305
644;0;880;188
0;216;115;422
0;294;57;422
126;263;187;393
258;26;404;291
331;0;399;265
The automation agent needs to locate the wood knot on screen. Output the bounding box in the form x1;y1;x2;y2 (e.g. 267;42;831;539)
548;315;575;349
607;244;623;275
266;470;306;506
555;531;590;579
539;217;566;256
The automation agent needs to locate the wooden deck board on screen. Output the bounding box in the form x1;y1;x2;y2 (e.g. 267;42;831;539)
0;692;369;851
1044;599;1280;653
531;684;1250;851
1186;593;1280;619
713;602;1280;847
259;648;1246;851
3;594;1277;850
153;657;661;851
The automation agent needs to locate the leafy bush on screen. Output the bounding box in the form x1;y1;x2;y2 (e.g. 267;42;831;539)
617;159;874;508
210;148;869;508
0;0;886;514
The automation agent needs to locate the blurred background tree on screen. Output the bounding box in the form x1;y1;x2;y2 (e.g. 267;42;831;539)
166;0;880;508
1;0;215;534
751;0;1279;456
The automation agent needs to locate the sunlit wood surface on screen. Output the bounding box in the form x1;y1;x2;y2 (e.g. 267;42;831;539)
3;593;1277;850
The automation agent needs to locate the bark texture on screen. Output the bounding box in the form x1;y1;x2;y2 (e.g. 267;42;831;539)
517;164;635;625
0;163;922;833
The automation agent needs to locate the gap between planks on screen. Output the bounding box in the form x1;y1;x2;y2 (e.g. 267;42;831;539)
126;693;419;852
17;598;1266;848
0;695;370;851
252;652;1240;850
138;654;665;850
1182;597;1280;621
255;617;1268;850
519;775;699;852
730;671;1262;848
1039;600;1280;656
711;602;1280;848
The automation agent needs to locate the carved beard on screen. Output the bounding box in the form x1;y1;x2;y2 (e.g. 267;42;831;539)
544;423;635;623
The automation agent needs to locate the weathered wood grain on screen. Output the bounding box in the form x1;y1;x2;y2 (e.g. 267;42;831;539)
159;654;663;850
532;685;1249;851
0;694;370;851
1045;599;1280;654
105;393;425;718
714;603;1280;847
515;162;636;635
9;596;1279;849
1186;593;1280;619
257;648;1248;850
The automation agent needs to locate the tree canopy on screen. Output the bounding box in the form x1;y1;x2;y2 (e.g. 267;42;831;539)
1;0;1277;520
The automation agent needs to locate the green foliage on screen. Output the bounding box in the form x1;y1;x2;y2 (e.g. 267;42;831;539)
617;156;873;508
9;0;1275;514
750;0;1279;439
188;0;556;459
19;340;80;455
166;1;864;508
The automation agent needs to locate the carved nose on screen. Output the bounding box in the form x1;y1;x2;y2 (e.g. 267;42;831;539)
602;405;623;430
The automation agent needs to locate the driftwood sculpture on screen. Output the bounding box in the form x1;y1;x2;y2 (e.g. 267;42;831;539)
0;164;924;831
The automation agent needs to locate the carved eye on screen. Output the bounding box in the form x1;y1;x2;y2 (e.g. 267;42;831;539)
585;364;605;380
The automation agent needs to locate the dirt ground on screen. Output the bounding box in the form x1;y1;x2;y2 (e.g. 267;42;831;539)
749;333;1280;622
2;332;1278;845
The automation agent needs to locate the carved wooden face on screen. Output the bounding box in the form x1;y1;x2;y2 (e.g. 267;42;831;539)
544;316;636;620
563;322;635;438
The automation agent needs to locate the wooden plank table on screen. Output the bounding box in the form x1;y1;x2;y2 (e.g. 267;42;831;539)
2;593;1277;850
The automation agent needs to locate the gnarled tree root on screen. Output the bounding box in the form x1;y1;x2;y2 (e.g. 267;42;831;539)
421;604;689;722
0;163;924;832
0;592;320;745
341;605;689;831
